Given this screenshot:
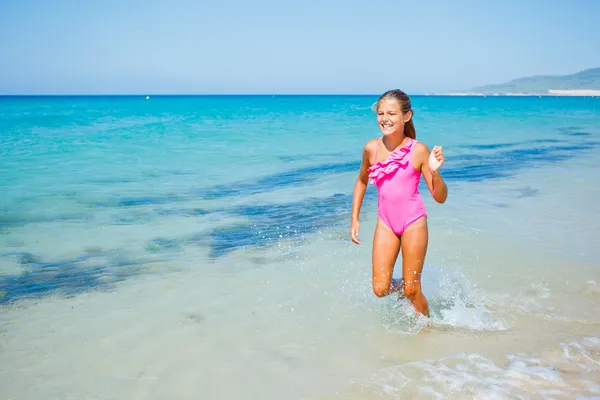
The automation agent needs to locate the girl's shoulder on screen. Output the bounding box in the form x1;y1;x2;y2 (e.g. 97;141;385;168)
362;137;381;162
412;140;430;156
363;136;381;152
410;141;431;169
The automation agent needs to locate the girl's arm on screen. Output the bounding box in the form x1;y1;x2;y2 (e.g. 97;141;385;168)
415;142;448;204
350;143;372;243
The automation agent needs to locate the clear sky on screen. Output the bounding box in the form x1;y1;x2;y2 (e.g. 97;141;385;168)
1;0;599;94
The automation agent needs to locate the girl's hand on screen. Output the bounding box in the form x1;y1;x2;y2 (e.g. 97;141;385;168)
429;146;444;172
350;220;361;244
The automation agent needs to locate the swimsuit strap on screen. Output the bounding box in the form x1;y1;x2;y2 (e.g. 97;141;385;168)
407;138;416;153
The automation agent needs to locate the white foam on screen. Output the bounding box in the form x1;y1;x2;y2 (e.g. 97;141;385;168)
360;336;600;399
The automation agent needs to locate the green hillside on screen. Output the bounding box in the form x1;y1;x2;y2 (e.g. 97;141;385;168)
470;68;600;94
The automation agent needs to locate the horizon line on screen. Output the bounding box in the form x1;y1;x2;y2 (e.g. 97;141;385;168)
1;93;598;98
0;93;420;96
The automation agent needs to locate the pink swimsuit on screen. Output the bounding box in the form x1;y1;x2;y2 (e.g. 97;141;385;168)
367;137;427;236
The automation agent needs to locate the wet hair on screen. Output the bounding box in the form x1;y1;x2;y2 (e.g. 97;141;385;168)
375;89;416;139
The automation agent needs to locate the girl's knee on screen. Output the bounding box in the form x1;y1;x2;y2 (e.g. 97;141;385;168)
372;280;390;297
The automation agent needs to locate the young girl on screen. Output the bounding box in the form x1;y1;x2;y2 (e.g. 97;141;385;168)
350;89;448;317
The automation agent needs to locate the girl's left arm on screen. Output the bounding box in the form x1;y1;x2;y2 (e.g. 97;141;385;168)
416;142;448;204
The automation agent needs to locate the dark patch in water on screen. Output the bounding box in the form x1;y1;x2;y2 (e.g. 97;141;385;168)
249;256;270;265
183;313;205;324
15;252;42;264
200;161;358;199
531;138;564;144
557;126;583;134
441;163;513;181
0;250;146;305
145;237;180;253
515;186;539;198
568;131;591;136
448;143;595;182
83;247;104;253
183;232;212;248
90;195;183;209
208;192;365;257
113;212;156;225
493;203;509;208
464;137;571;151
118;196;178;207
279;155;303;162
557;126;592;136
155;207;208;217
469;142;520;150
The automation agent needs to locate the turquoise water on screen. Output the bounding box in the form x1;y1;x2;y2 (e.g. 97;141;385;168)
2;95;600;399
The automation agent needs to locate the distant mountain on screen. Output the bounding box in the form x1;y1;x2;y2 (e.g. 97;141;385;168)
469;68;600;94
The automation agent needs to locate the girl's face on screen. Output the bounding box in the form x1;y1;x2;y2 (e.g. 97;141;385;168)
376;99;410;136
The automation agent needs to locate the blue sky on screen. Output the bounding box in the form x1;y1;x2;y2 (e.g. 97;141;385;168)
1;0;599;94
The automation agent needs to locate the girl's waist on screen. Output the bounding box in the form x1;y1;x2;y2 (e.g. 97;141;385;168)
377;191;424;203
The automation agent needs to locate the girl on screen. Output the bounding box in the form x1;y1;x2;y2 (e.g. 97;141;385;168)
350;89;448;317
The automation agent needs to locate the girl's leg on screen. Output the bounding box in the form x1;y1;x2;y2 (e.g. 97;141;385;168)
372;218;402;297
400;217;430;317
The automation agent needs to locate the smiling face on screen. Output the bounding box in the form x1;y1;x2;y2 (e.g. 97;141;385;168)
376;98;412;137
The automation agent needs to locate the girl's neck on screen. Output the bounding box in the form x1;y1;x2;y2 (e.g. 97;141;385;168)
382;133;409;151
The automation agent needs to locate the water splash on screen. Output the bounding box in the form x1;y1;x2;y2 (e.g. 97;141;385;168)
381;266;507;335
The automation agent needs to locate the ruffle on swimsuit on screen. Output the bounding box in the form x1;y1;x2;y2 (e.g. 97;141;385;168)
367;139;415;185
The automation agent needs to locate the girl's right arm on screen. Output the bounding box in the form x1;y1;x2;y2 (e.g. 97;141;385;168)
350;143;372;244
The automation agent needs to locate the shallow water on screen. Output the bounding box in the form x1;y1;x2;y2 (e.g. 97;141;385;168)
1;95;599;399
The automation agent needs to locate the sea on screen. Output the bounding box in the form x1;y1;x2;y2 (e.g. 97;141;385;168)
1;94;599;399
